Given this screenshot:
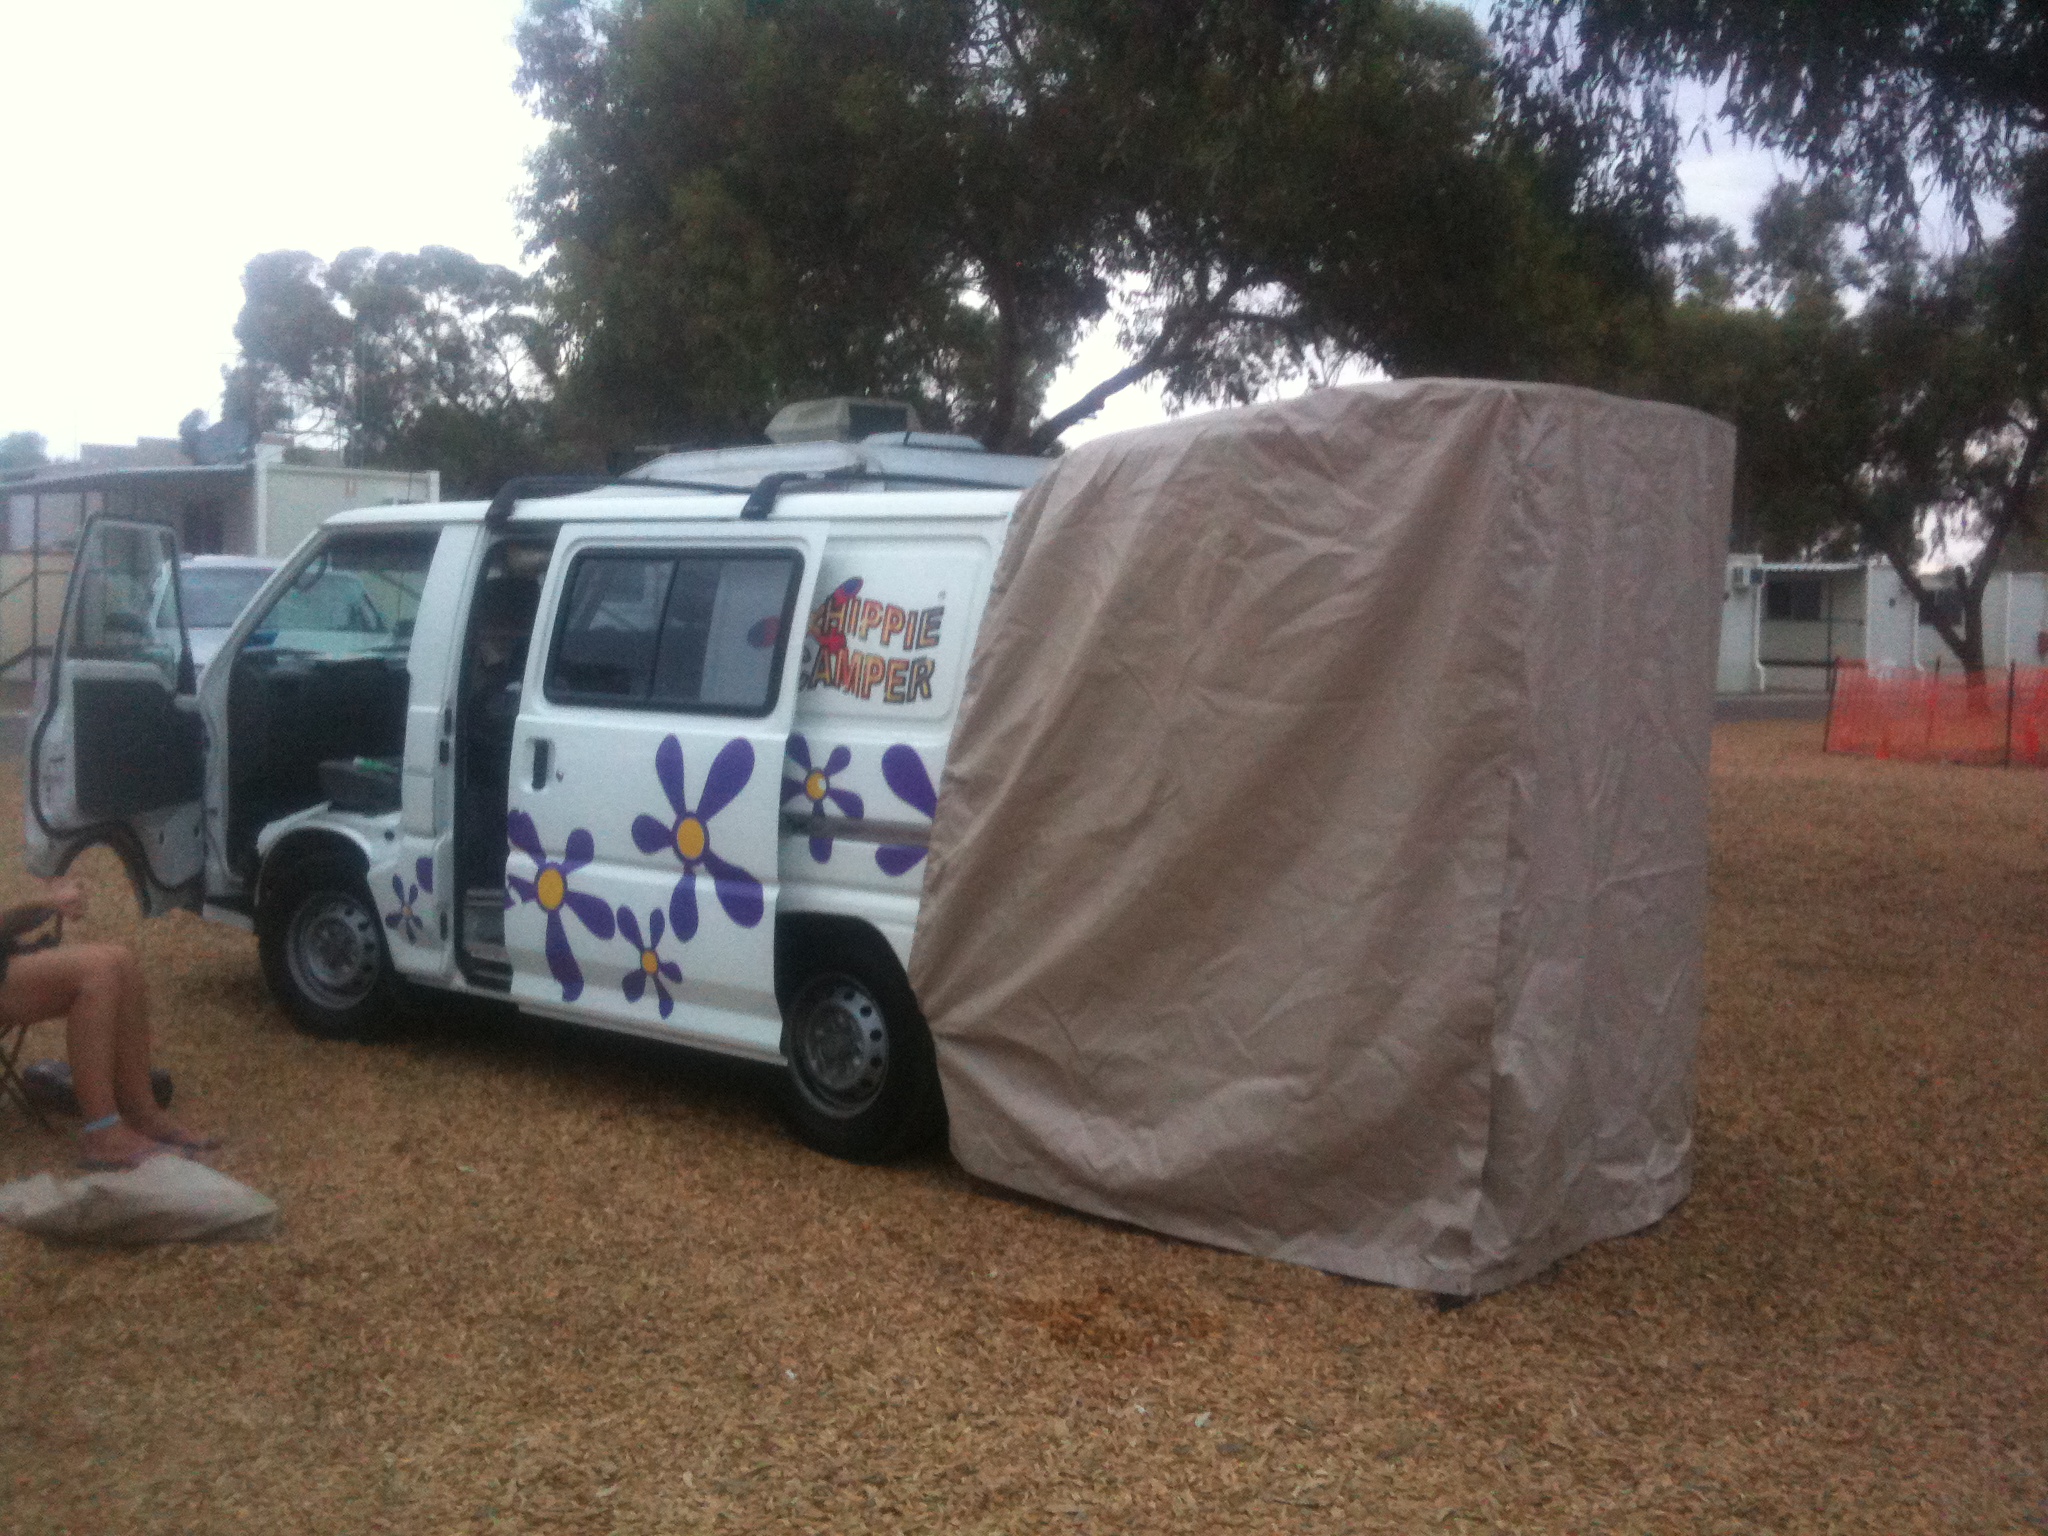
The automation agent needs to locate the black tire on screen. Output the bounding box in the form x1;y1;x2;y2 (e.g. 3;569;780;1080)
777;925;945;1163
257;853;406;1041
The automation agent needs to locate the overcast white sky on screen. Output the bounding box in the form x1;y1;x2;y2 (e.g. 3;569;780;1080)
0;1;1780;459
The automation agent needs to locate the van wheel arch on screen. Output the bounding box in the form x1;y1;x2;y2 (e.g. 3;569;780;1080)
255;830;372;913
774;913;946;1163
256;836;406;1041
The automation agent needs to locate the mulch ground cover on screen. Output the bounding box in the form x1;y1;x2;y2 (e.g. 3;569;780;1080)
1;720;2042;1533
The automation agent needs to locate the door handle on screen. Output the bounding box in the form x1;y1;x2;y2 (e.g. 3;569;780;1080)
530;737;552;791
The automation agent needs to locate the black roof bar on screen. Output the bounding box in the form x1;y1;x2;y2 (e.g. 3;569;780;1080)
483;475;609;526
483;472;761;525
741;470;833;520
486;463;1033;527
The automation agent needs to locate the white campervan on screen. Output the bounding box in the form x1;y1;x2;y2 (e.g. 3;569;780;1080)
26;422;1049;1162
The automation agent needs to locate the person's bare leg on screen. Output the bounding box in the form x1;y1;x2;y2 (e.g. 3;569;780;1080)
1;945;212;1163
5;947;164;1165
101;945;213;1149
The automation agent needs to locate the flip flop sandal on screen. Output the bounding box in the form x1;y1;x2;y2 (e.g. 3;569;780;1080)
152;1130;223;1154
76;1113;171;1172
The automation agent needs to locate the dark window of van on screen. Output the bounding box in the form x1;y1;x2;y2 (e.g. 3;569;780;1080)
548;555;670;699
546;548;802;715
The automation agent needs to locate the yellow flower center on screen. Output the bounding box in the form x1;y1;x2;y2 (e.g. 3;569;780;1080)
641;950;659;975
534;866;566;911
805;770;828;802
674;816;707;861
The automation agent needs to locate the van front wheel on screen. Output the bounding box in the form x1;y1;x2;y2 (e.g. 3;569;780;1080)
258;854;404;1041
778;931;944;1163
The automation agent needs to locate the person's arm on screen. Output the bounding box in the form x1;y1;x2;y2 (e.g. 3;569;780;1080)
36;878;85;923
0;879;82;948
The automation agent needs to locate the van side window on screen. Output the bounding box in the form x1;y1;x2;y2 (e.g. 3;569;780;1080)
546;548;801;715
549;555;669;699
67;521;182;668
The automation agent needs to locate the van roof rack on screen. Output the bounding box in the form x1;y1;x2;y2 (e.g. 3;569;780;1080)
484;464;1034;527
482;473;737;526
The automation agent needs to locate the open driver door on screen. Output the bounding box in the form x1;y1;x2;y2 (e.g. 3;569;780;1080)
27;517;205;913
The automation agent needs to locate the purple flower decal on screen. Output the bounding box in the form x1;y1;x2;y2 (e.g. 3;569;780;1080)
877;745;937;877
505;810;617;1002
616;905;684;1018
385;856;438;944
385;871;425;944
631;734;763;942
781;733;864;863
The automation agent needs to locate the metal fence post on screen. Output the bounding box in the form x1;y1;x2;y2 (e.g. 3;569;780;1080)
2004;661;2017;768
1823;657;1838;752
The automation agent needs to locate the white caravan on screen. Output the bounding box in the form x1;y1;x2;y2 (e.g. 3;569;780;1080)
26;432;1049;1162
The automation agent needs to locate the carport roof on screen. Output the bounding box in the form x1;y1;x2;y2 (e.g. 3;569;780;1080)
0;464;250;498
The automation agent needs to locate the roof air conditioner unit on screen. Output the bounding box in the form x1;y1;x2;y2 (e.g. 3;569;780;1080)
765;398;922;445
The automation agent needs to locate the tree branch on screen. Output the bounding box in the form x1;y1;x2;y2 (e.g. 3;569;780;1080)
1879;535;1972;667
1025;272;1254;453
981;260;1024;451
1966;409;2048;601
1025;340;1178;454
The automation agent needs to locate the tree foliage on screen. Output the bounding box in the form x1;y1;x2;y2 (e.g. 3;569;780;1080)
1651;184;2048;671
219;246;565;496
516;0;1660;452
1492;0;2048;670
0;432;48;473
1492;0;2048;231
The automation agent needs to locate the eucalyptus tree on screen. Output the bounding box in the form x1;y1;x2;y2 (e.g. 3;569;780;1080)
1490;2;2048;670
515;0;1657;452
1491;0;2047;231
223;246;562;495
1652;184;2048;672
0;432;48;472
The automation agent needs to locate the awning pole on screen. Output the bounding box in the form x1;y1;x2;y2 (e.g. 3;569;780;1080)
30;494;41;697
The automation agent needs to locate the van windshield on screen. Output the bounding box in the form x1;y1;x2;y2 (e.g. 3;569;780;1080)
182;567;272;628
243;531;439;658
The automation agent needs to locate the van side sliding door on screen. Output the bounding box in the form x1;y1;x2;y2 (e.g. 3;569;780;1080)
502;521;826;1055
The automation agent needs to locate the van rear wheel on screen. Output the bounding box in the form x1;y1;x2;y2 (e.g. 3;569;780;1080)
778;928;944;1163
258;853;405;1041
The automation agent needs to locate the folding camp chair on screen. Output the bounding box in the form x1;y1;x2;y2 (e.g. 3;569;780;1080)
0;905;62;1130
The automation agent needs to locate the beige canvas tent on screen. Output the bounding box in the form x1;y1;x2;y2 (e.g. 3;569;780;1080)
910;379;1734;1296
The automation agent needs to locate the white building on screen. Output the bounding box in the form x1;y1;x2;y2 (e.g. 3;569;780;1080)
1718;556;2048;693
1;449;436;683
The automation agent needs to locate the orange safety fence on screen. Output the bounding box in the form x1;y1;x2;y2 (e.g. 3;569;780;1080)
1824;662;2048;767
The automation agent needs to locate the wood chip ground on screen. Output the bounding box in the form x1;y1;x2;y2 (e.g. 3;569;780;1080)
1;722;2042;1533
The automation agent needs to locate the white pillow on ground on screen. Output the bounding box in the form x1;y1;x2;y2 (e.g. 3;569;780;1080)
0;1157;278;1244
